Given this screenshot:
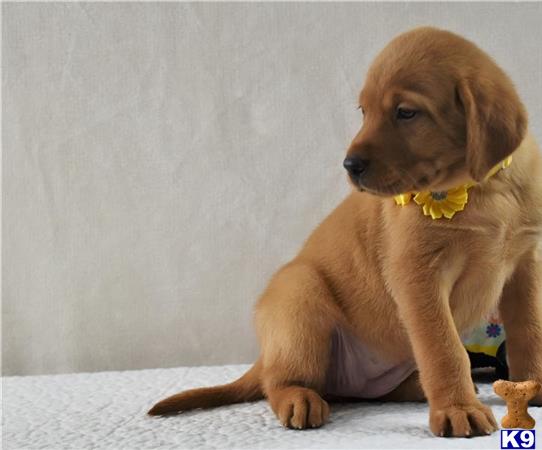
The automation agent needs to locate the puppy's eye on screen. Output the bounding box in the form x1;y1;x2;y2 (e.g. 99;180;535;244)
396;108;417;120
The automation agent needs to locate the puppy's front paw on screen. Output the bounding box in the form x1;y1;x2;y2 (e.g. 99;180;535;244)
274;387;330;429
429;401;498;437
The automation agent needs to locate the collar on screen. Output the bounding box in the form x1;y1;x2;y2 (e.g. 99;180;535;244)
393;156;513;220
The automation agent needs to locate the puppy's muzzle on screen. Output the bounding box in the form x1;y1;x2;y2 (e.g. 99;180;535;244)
343;156;370;183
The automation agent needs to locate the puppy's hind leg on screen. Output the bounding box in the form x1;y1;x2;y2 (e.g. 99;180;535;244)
377;371;426;402
255;261;341;429
499;250;542;405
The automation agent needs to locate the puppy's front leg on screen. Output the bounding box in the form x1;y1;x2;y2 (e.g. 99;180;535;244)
388;258;498;437
499;248;542;405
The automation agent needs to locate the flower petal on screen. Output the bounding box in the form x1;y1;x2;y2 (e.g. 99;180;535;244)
430;202;443;219
394;193;412;206
395;180;478;220
447;192;468;203
422;202;432;216
414;192;431;205
439;203;457;219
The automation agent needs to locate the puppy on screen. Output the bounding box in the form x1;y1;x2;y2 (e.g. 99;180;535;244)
149;27;542;437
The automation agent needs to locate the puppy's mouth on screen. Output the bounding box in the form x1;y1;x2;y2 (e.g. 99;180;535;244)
356;180;405;197
357;175;437;197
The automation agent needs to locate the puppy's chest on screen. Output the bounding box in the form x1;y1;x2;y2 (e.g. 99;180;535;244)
460;193;540;262
443;201;540;328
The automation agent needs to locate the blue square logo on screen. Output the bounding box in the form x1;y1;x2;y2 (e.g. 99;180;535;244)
501;430;536;449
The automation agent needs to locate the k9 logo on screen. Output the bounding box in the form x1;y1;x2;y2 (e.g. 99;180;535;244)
501;430;536;449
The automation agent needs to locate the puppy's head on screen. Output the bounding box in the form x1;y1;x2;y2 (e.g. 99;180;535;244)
345;27;527;196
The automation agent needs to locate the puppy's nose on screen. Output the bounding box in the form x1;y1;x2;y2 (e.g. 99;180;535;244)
343;156;370;177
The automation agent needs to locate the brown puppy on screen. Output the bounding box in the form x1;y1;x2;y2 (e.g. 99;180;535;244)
149;27;542;438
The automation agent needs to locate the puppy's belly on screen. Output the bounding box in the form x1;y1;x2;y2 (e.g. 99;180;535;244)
325;326;416;399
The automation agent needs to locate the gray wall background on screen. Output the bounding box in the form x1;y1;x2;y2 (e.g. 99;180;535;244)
3;2;542;376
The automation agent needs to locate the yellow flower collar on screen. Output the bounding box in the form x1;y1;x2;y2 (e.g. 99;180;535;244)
393;156;512;220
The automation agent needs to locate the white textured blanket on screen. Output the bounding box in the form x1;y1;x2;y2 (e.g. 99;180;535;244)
3;364;541;449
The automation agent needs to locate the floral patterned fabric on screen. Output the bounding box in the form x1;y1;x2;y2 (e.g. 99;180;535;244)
462;309;505;358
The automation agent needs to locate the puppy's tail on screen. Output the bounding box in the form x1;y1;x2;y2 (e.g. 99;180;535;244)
147;360;263;416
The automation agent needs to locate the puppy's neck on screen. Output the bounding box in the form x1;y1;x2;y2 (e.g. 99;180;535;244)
393;156;514;220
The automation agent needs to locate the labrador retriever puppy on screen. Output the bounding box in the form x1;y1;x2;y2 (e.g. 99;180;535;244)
149;27;542;437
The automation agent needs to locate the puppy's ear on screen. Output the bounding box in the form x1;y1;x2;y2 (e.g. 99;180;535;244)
456;75;527;181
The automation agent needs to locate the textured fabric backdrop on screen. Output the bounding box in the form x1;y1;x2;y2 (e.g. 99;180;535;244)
3;2;542;375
